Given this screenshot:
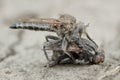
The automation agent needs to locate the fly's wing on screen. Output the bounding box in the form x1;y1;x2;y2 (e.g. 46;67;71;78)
81;38;98;55
10;18;64;32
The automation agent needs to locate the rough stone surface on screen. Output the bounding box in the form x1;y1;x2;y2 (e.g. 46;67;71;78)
0;0;120;80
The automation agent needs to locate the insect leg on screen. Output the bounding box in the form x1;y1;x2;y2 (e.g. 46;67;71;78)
43;46;50;61
45;35;59;42
43;35;59;61
43;39;62;62
85;32;98;48
45;35;62;62
62;38;76;64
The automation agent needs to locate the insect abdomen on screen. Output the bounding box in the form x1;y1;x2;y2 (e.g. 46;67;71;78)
10;23;54;31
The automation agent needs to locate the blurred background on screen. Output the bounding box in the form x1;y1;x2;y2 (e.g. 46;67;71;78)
0;0;120;80
0;0;120;63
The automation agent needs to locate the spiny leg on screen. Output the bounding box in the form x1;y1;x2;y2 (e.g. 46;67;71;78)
45;35;62;60
43;41;59;62
85;32;98;48
43;38;62;67
62;37;76;64
43;35;59;61
43;46;50;61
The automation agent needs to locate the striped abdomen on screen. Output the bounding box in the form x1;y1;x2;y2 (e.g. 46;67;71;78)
9;18;64;32
10;22;55;31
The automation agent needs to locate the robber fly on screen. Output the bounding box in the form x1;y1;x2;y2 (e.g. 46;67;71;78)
10;14;104;67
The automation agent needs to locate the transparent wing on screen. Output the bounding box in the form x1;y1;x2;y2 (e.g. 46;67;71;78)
10;18;65;32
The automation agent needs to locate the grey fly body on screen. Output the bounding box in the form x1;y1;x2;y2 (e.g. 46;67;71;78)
10;14;105;67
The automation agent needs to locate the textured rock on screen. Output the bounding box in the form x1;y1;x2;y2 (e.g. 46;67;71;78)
0;0;120;80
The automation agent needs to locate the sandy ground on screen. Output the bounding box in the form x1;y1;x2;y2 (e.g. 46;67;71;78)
0;0;120;80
